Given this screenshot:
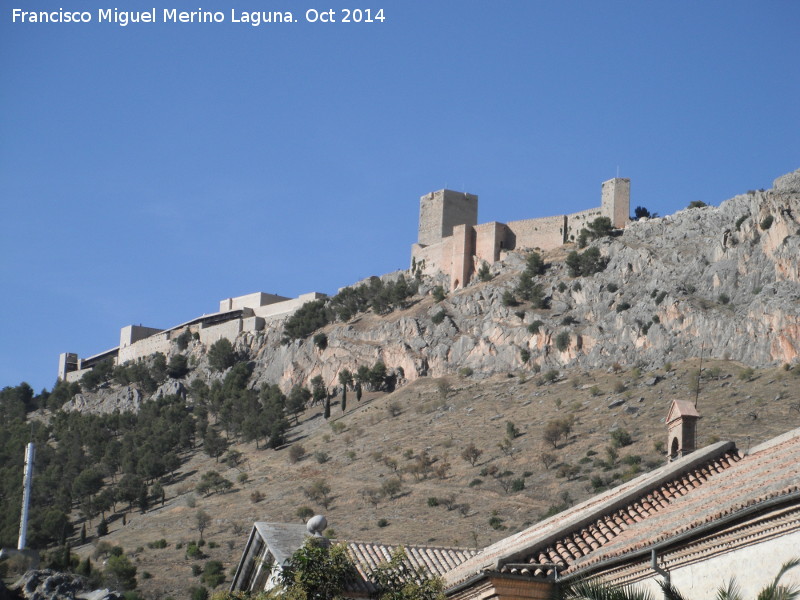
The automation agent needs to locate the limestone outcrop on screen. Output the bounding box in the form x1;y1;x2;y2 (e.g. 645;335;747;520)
10;571;121;600
70;168;800;413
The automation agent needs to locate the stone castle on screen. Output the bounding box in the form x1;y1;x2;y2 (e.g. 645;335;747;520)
59;177;629;381
411;177;630;289
57;291;324;382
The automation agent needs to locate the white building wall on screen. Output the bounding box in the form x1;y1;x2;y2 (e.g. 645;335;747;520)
635;530;800;599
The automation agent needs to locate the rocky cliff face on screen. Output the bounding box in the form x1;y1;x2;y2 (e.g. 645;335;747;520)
70;169;800;413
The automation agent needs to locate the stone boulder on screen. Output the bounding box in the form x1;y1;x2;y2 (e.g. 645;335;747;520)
10;571;122;600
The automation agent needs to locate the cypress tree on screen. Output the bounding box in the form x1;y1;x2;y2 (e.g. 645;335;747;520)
341;388;347;413
356;383;362;402
324;397;330;420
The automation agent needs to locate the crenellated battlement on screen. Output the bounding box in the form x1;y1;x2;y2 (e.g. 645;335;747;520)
411;177;630;289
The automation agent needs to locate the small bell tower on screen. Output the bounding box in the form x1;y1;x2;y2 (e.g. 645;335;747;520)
666;400;701;460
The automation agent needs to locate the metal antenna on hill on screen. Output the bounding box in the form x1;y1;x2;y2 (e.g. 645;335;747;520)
694;342;705;408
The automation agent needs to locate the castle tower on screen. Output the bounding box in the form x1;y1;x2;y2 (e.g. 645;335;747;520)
417;190;478;246
601;178;630;229
666;399;701;460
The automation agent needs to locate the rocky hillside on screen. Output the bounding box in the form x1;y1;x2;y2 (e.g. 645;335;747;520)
65;167;800;415
6;167;800;600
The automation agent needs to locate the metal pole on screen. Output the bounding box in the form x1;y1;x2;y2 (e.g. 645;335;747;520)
18;442;35;550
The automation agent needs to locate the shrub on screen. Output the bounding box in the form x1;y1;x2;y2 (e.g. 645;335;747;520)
461;443;483;466
511;478;525;492
542;369;558;383
735;215;748;231
167;354;189;379
427;497;439;507
207;339;236;372
502;290;519;307
288;444;306;464
506;421;520;439
191;564;202;576
760;215;774;230
431;309;447;325
616;302;631;313
528;320;544;334
718;293;731;305
432;286;446;302
314;451;330;464
313;333;328;350
296;506;315;521
566;247;608;277
176;330;192;350
477;261;492;281
250;491;264;504
688;200;707;209
739;367;755;381
201;561;225;588
147;539;168;549
186;543;204;560
520;348;530;363
488;515;506;530
607;283;619;293
189;586;208;600
377;519;389;528
458;367;473;377
561;315;578;325
557;282;567;293
468;478;483;487
555;331;570;352
610;428;633;448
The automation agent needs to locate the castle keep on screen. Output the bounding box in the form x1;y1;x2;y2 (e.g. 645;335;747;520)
411;178;630;289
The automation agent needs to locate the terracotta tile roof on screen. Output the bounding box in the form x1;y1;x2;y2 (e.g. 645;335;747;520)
444;440;742;587
666;399;700;423
445;427;800;590
344;541;477;595
566;428;800;577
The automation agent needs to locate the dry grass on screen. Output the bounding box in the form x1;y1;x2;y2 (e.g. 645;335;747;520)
69;359;800;599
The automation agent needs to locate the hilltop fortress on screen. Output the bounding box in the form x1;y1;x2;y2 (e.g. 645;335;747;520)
411;177;630;289
58;291;324;382
59;177;629;382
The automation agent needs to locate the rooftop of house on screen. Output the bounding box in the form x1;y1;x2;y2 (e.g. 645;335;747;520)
443;425;800;588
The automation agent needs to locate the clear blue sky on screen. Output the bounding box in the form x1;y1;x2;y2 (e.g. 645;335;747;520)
1;1;798;392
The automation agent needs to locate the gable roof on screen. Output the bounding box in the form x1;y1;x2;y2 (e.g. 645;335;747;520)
231;521;476;596
445;427;800;590
666;399;700;424
346;542;477;595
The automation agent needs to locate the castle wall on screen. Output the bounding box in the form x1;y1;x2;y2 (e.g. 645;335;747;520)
65;367;92;383
474;222;508;266
251;293;326;320
118;331;172;364
200;318;243;346
505;214;566;251
120;325;164;348
411;238;452;278
220;292;290;312
565;207;605;242
450;224;476;289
